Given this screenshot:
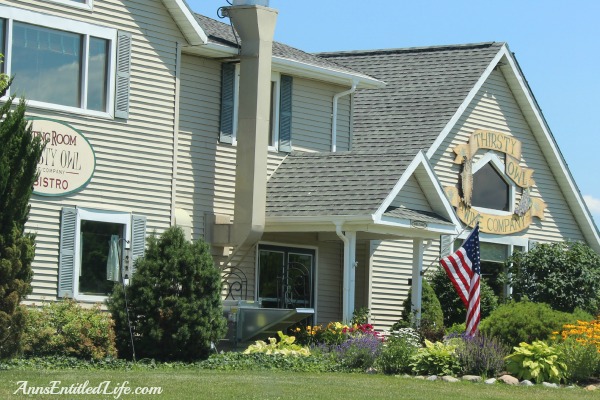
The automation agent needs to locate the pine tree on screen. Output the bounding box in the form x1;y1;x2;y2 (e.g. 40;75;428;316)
0;74;45;358
107;227;227;361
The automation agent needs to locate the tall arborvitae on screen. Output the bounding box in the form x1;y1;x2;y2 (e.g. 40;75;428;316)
0;74;45;359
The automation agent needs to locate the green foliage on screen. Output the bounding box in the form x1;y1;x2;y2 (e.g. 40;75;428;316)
107;227;227;361
505;341;567;384
395;280;444;342
556;338;600;383
410;339;461;376
199;352;342;372
350;307;370;325
244;331;310;356
507;241;600;315
429;267;499;327
445;322;466;336
0;72;44;359
375;333;420;375
479;300;593;347
21;299;117;360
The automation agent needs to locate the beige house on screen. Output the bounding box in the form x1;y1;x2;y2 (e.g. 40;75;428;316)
3;1;598;335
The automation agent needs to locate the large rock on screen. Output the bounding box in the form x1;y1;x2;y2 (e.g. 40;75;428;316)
426;375;438;381
542;382;558;388
519;380;534;386
584;384;598;391
442;376;460;383
462;375;482;383
484;378;497;385
497;375;519;385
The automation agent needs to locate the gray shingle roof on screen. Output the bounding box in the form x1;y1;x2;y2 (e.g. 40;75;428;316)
266;150;417;217
383;207;453;226
318;43;504;152
194;14;371;78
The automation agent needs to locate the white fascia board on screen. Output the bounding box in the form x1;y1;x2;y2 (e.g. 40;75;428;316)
273;57;385;89
373;151;462;229
426;45;507;159
499;50;600;252
377;216;458;235
162;0;208;45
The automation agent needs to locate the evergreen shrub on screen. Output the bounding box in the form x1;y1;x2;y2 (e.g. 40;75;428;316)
479;300;593;347
0;72;44;359
429;267;498;327
107;227;227;361
393;280;444;342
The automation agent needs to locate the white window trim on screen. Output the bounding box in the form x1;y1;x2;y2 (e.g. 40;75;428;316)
471;152;517;216
0;5;116;118
230;68;282;151
73;208;131;302
44;0;93;11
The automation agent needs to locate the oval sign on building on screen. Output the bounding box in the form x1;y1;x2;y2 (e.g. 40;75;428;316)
29;118;96;196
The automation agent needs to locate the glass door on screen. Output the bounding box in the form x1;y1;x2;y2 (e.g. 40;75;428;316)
258;245;315;309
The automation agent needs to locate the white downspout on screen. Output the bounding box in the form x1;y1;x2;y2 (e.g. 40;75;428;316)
335;222;356;322
331;80;357;152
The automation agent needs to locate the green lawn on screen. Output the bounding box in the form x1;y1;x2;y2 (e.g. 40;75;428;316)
1;370;597;400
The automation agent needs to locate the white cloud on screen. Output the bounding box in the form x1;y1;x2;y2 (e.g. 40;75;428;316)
583;195;600;218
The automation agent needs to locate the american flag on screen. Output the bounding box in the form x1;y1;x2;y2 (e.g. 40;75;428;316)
439;224;481;336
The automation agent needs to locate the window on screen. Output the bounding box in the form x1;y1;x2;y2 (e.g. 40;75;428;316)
0;6;128;118
470;153;516;214
472;163;510;211
58;207;146;301
220;63;293;152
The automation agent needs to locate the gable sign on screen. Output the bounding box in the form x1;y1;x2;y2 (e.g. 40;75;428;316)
30;118;96;196
444;129;546;234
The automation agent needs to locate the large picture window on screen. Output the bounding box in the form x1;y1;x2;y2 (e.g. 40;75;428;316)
0;6;117;117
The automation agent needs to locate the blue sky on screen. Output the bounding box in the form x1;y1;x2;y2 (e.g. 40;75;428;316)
186;0;600;227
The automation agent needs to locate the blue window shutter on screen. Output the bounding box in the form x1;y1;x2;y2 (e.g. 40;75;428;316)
279;75;293;152
219;63;236;143
130;215;146;277
58;207;77;298
115;31;132;119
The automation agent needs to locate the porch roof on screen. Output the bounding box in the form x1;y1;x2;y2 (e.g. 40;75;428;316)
265;150;460;237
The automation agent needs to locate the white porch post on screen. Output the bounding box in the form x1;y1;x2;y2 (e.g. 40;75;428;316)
346;231;357;322
336;223;356;323
410;238;424;327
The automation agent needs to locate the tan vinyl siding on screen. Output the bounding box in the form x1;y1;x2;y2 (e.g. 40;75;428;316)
431;69;585;242
391;176;432;211
12;0;186;301
369;238;440;330
292;78;352;153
